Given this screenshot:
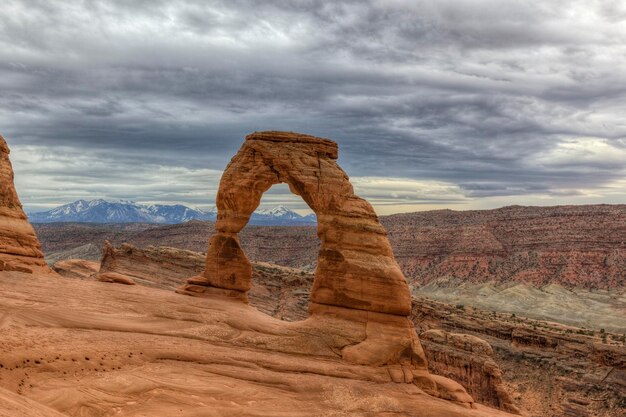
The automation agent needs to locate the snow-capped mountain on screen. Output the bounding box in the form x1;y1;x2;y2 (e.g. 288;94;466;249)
28;200;316;225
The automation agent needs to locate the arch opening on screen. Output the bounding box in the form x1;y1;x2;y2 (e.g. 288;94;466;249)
243;183;317;321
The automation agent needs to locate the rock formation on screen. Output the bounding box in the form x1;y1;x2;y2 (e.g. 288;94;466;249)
383;205;626;290
178;131;472;404
0;135;51;274
414;296;626;417
96;271;136;285
421;329;519;414
52;259;100;280
0;271;518;417
40;204;626;292
96;241;204;288
179;131;410;315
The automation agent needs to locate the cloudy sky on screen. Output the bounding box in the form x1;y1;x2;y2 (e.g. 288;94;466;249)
2;1;625;214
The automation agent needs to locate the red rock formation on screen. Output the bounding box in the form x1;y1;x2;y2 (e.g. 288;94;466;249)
413;297;626;417
52;259;100;280
383;205;626;290
0;135;51;274
96;241;204;288
180;131;410;315
421;329;520;414
178;131;473;404
96;271;135;285
0;271;518;417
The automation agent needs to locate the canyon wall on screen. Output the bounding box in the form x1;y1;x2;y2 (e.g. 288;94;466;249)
35;205;626;290
383;205;626;290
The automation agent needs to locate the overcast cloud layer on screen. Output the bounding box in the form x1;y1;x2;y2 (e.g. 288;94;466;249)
2;0;625;214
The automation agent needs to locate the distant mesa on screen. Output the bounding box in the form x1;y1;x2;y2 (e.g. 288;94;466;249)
28;199;316;225
0;134;52;274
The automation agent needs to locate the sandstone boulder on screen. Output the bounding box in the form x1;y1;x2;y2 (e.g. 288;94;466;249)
96;271;135;285
52;259;100;280
0;135;51;274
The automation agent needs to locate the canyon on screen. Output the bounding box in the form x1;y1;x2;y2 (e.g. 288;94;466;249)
51;241;626;417
34;204;626;331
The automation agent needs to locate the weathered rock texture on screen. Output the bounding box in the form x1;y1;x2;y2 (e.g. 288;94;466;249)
86;241;311;321
96;241;204;288
0;271;516;417
180;131;411;316
421;329;519;414
52;259;100;280
0;135;50;274
414;298;626;417
383;205;626;290
177;131;467;401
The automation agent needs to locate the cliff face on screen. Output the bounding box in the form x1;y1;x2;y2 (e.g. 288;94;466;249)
413;298;626;417
91;242;314;322
0;135;51;274
420;329;519;414
96;242;205;288
383;205;626;290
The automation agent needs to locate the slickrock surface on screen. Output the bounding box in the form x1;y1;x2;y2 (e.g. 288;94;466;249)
0;135;50;274
51;259;99;280
0;271;515;417
420;329;519;414
96;271;136;285
20;245;626;416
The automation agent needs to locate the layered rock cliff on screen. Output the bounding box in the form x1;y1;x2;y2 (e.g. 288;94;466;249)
420;329;519;414
413;297;626;417
96;241;205;288
35;205;626;291
0;135;50;274
383;205;626;290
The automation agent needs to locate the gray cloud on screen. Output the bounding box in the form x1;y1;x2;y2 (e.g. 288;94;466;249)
1;0;625;212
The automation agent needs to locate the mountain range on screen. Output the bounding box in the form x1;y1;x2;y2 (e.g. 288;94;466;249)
28;199;316;225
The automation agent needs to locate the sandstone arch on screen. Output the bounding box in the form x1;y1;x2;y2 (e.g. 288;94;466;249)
179;131;411;316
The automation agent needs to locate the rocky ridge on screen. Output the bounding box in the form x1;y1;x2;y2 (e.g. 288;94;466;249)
34;205;626;291
0;135;51;274
383;205;626;290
